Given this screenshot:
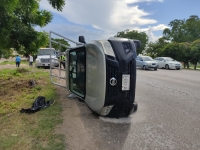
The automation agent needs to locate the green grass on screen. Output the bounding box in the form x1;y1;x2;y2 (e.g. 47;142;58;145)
0;68;65;150
0;60;34;65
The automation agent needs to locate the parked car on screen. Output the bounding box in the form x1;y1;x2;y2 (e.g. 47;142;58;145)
136;56;158;70
154;57;182;70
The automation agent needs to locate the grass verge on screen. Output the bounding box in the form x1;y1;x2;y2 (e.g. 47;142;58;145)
0;60;34;66
0;68;65;150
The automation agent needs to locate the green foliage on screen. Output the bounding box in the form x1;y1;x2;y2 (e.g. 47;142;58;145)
47;0;65;11
0;0;65;56
163;15;200;43
146;37;169;58
190;39;200;69
1;49;13;59
160;42;181;59
35;86;42;91
115;29;149;54
178;42;191;67
147;15;200;70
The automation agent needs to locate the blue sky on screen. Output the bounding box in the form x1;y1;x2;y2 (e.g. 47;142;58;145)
37;0;200;44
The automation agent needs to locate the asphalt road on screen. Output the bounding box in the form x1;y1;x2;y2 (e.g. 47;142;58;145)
54;68;200;150
121;68;200;150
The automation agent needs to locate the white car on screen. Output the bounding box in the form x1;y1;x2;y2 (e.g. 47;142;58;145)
154;57;182;70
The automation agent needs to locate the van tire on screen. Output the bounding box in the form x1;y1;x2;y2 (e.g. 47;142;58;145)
133;103;138;112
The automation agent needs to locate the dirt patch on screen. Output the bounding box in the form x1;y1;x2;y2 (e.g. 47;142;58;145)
54;87;97;150
0;78;45;97
0;68;46;99
0;65;49;116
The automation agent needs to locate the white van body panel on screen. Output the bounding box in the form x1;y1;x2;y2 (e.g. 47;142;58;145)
84;42;107;114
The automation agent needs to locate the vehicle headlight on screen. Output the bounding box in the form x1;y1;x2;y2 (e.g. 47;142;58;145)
169;63;174;65
36;59;40;63
100;105;113;116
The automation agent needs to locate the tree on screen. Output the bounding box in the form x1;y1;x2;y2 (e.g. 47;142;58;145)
0;0;65;57
48;0;65;11
162;15;200;69
184;15;200;42
190;39;200;69
163;15;200;43
146;37;168;58
17;32;50;57
115;29;148;54
0;48;13;59
163;19;185;42
178;42;191;68
160;42;181;59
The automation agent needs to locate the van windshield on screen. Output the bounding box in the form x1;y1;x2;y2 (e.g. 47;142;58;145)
38;49;55;55
69;47;86;98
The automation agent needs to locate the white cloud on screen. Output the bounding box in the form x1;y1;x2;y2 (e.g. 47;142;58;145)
152;24;169;30
92;25;102;30
39;0;166;43
125;0;164;3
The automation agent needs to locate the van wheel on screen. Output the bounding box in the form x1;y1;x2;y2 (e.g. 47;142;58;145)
154;68;157;70
78;98;84;103
133;103;138;112
165;64;169;70
129;102;138;115
142;65;146;70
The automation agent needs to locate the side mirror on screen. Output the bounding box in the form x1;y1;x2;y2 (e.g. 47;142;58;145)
79;36;86;44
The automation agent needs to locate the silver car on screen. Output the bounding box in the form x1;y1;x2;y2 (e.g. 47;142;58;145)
136;56;158;70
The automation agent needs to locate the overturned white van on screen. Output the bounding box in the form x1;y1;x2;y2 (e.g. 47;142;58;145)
50;32;141;118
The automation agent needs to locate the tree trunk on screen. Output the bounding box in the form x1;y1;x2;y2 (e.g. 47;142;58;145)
194;63;197;70
186;62;189;69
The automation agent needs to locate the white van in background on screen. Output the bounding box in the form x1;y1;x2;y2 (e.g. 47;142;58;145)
35;48;59;68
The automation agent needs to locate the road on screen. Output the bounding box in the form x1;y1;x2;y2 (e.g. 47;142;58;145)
55;68;200;150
